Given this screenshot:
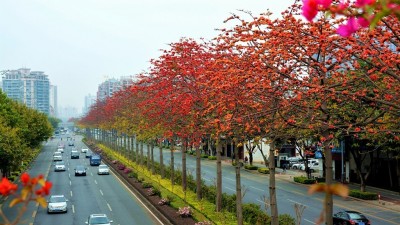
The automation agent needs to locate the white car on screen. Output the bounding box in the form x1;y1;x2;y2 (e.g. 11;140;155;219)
57;148;64;153
54;161;66;171
53;152;62;161
98;164;110;175
300;162;320;172
47;195;68;213
81;148;89;153
86;214;113;225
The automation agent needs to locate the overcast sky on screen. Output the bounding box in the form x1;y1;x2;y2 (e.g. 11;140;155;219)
0;0;294;113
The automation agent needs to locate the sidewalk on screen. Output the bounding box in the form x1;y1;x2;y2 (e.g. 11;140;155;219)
222;159;400;212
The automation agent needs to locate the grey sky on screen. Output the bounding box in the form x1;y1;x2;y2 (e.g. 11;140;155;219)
0;0;293;113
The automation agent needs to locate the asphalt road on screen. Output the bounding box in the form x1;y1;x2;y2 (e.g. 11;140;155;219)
124;139;400;225
1;134;162;225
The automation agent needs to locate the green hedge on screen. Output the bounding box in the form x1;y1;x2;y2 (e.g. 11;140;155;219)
201;154;209;159
293;176;316;184
208;156;217;160
244;165;259;170
257;168;269;174
349;190;378;200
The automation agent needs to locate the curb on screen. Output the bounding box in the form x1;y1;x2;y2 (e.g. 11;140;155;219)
107;163;174;225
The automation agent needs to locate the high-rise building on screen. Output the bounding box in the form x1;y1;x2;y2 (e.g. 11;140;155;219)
50;85;58;117
1;68;50;115
83;93;96;115
96;78;122;101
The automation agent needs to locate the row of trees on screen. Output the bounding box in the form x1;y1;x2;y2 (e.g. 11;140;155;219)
0;91;54;177
79;3;399;225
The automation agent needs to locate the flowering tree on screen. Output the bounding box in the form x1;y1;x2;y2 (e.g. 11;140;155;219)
0;173;52;225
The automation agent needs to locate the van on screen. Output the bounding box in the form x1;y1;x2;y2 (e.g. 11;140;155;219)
90;154;101;166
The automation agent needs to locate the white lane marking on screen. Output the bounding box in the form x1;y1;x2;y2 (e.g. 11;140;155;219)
70;180;72;186
94;180;98;184
107;203;112;212
225;177;235;182
304;219;316;224
70;191;73;197
250;186;265;192
112;171;164;225
100;189;104;196
203;177;211;181
72;205;75;214
225;187;235;192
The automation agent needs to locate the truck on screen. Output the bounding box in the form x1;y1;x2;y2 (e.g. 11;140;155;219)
89;154;101;166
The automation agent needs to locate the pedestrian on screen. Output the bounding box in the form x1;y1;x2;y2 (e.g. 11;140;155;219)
244;156;248;164
283;163;287;172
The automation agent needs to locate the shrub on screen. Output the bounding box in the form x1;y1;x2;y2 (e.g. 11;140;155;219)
208;156;217;160
142;182;153;188
279;214;296;225
147;187;161;196
158;198;170;206
117;164;126;170
201;154;209;159
242;203;270;224
244;165;259;170
128;171;138;179
293;176;316;184
349;190;378;200
123;167;132;174
257;168;269;174
137;177;145;183
177;206;193;217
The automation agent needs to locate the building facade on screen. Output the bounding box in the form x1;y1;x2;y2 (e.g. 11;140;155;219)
50;85;58;117
2;68;50;115
83;93;96;115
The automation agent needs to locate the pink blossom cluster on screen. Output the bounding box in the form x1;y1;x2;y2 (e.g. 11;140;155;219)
158;198;170;205
302;0;400;36
194;221;212;225
177;206;193;217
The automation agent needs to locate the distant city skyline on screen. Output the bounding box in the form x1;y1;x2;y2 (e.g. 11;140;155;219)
0;0;293;111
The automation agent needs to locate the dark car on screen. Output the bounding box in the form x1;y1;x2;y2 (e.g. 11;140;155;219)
71;150;79;159
74;165;87;176
333;210;371;225
85;151;92;158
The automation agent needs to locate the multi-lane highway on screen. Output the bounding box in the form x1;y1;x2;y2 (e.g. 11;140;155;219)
1;133;162;225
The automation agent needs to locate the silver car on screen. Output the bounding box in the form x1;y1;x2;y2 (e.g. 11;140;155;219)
47;195;68;213
54;161;66;172
97;165;110;175
86;214;113;225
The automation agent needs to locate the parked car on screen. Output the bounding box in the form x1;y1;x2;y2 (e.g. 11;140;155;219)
85;214;113;225
53;152;62;161
291;161;304;170
300;162;320;172
98;164;110;175
287;157;302;168
71;150;79;159
74;165;87;176
54;161;66;172
333;210;370;225
81;148;89;153
47;195;68;213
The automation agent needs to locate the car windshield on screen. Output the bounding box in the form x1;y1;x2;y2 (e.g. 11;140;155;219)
56;161;64;165
348;212;366;220
49;196;65;203
99;165;108;169
76;166;84;170
90;216;109;224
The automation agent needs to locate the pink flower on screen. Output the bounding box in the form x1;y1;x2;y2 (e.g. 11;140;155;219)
302;0;319;21
337;17;365;37
355;0;375;7
302;0;332;21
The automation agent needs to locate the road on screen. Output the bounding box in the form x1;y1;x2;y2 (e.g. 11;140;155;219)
137;141;400;225
0;134;162;225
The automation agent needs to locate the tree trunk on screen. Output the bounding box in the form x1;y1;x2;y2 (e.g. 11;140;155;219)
182;139;187;192
269;140;278;225
196;143;202;200
323;133;333;225
170;139;175;185
151;142;155;174
160;142;165;178
140;142;144;166
216;140;223;212
147;143;151;169
136;138;139;164
235;142;243;225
